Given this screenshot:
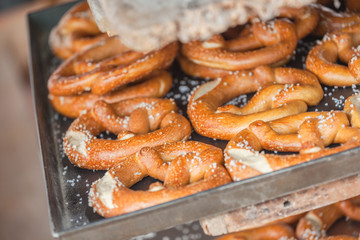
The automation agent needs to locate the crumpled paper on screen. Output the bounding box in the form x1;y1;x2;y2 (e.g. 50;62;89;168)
87;0;315;52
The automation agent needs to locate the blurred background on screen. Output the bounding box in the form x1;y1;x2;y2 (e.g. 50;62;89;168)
0;0;72;239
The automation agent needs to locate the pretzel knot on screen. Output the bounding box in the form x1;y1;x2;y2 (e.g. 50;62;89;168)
214;224;295;240
48;70;173;118
49;2;108;60
181;19;298;71
296;196;360;240
306;23;360;86
187;66;323;140
48;37;178;96
88;141;231;217
63;98;192;170
224;111;360;181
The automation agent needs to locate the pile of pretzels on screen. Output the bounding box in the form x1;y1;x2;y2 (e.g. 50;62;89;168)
48;0;360;237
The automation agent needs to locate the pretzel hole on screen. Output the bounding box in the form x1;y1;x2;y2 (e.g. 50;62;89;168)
98;131;118;140
131;176;160;190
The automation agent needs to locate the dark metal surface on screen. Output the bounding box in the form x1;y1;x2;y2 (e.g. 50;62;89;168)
28;2;360;240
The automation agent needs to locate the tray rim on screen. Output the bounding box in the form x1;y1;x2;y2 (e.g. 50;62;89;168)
28;2;360;240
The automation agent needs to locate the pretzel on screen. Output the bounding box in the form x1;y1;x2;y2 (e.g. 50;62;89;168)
296;196;360;240
336;196;360;221
187;66;323;140
88;141;231;217
296;204;344;240
48;37;178;96
215;224;294;240
344;94;360;128
224;111;360;181
63;98;191;170
49;2;108;60
48;70;172;118
312;4;360;37
306;24;360;86
181;19;297;71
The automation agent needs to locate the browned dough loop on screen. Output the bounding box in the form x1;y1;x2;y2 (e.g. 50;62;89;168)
48;37;178;96
177;54;235;79
48;70;172;118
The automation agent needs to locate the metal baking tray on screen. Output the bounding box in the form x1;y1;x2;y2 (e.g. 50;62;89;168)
28;2;360;240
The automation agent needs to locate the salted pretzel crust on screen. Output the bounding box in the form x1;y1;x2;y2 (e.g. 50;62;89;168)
63;98;191;169
89;141;231;217
306;23;360;86
181;19;298;71
187;66;323;140
48;70;172;118
48;37;178;96
224;111;360;181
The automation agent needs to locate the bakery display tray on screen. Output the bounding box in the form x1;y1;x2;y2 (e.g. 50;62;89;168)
28;2;360;240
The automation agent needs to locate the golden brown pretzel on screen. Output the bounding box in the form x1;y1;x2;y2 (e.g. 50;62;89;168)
49;1;108;59
214;224;295;240
296;204;344;240
296;196;360;240
224;111;360;181
306;23;360;86
63;98;191;170
181;19;297;71
187;66;323;140
88;141;231;217
48;70;172;118
336;196;360;221
344;94;360;128
48;37;178;96
313;4;360;36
